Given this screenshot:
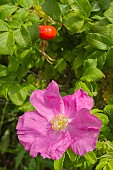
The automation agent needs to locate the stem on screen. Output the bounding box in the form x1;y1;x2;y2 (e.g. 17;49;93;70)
0;101;8;134
36;156;40;170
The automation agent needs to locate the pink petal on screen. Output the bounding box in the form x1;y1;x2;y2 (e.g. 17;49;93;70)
30;130;71;160
68;108;102;156
30;80;64;120
62;95;77;117
74;89;93;112
16;111;48;151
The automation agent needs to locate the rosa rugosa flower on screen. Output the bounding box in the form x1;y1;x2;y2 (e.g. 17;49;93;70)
16;81;102;160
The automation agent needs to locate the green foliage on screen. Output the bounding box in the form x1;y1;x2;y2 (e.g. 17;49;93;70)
0;0;113;169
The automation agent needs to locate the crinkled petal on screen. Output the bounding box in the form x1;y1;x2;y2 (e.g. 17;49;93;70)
16;111;48;151
74;89;93;112
30;130;71;160
62;95;77;117
30;80;64;120
68;108;102;156
62;89;93;118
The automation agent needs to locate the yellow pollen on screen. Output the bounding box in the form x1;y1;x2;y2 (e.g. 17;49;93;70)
50;114;69;131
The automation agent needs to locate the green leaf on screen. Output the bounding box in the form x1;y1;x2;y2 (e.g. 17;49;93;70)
81;67;105;82
88;50;104;59
0;31;14;55
63;12;84;33
7;20;20;28
18;101;34;112
84;59;97;70
54;58;66;73
0;19;9;31
74;81;93;97
96;160;108;170
8;55;19;72
42;0;61;21
0;4;18;19
13;8;29;24
15;147;26;168
14;25;32;48
104;2;113;23
8;84;28;105
104;105;113;121
84;151;97;164
54;154;65;170
19;0;33;8
86;33;112;50
68;0;91;19
0;64;8;78
67;148;77;162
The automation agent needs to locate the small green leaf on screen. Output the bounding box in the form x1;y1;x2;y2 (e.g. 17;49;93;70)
68;0;91;19
0;4;18;19
0;64;8;78
42;0;61;21
84;151;97;164
63;12;84;33
81;67;105;82
19;0;33;8
54;154;65;170
0;19;9;31
74;81;93;97
14;25;32;48
67;148;77;162
104;2;113;23
54;58;66;73
8;84;28;106
86;33;112;50
0;31;13;55
8;55;19;72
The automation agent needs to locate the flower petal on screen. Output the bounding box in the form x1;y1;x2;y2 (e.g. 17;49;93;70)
16;111;48;151
68;108;102;156
30;130;71;160
74;89;93;112
30;80;64;120
62;95;77;117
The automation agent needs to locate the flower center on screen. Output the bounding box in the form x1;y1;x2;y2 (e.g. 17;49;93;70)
50;114;69;131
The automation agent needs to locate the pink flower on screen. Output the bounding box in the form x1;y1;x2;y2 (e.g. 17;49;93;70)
16;80;102;160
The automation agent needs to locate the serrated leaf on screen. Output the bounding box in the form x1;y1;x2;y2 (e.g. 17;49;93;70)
0;31;13;55
86;33;112;50
88;50;104;59
96;161;108;170
0;4;18;19
42;0;61;21
104;2;113;23
84;151;97;164
68;0;91;19
13;8;29;24
14;25;32;48
8;84;28;106
74;81;93;97
19;0;33;8
8;55;19;72
54;58;66;73
63;12;84;33
81;67;105;82
67;148;77;162
0;19;9;31
0;64;8;77
54;154;65;170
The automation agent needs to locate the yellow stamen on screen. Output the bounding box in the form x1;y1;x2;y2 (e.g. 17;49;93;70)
50;114;69;131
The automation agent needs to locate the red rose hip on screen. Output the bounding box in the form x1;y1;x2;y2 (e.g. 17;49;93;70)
39;25;57;40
